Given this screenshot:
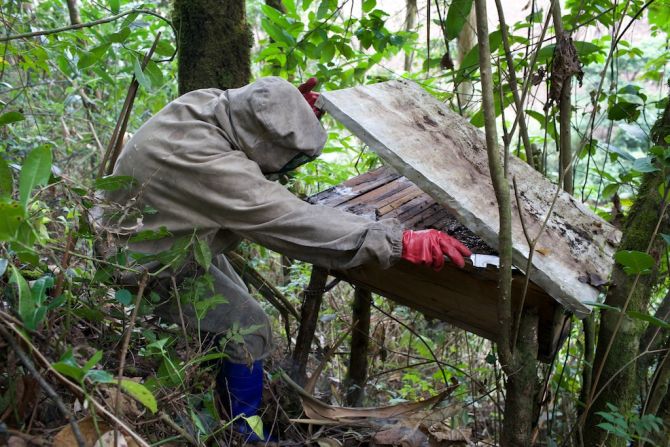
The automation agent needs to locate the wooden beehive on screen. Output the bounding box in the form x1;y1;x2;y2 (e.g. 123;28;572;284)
309;166;566;361
310;80;622;361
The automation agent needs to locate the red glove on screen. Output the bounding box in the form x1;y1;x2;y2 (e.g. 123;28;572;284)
297;77;323;119
401;230;472;271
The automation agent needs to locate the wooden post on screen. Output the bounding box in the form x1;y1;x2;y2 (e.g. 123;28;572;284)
291;266;328;385
345;287;372;406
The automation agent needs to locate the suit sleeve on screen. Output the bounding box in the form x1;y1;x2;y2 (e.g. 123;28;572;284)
190;150;403;270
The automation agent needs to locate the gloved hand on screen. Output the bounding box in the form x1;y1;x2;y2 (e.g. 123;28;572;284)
401;229;472;271
297;77;323;119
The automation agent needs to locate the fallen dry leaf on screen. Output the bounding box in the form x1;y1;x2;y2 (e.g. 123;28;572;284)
282;372;458;424
93;430;129;447
7;436;28;447
52;417;139;447
315;438;343;447
372;426;426;447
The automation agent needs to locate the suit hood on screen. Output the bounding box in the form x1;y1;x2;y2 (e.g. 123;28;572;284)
219;77;327;174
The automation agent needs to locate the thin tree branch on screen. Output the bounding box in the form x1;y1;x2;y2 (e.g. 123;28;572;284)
0;9;174;44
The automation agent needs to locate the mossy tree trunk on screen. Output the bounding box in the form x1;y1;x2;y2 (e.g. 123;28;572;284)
172;0;252;94
582;98;670;446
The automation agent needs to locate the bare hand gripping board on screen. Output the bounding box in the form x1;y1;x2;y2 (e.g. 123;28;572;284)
317;80;621;318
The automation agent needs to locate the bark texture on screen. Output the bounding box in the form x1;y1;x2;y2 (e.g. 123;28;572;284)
583;99;670;446
172;0;251;94
291;267;329;385
502;310;540;446
345;287;372;406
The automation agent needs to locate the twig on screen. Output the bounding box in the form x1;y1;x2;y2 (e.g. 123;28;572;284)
98;33;161;178
158;412;201;446
171;275;193;360
0;9;174;43
114;272;149;442
0;323;86;447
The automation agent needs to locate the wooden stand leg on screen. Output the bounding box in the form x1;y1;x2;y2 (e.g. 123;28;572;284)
291;266;328;385
345;287;372;406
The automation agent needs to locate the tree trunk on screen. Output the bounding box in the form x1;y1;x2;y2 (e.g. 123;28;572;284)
291;267;328;385
583;99;670;446
172;0;251;94
403;0;417;71
345;287;372;406
502;309;540;446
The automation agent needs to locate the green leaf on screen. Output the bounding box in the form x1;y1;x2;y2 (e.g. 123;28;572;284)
661;233;670;245
86;369;115;384
105;27;131;44
120;379;158;413
19;145;52;207
608;101;641;122
129;227;172;243
0;258;7;277
627;311;670;329
456;30;501;83
83;350;103;373
52;350;85;383
109;0;120;14
362;0;376;13
194;237;212;271
133;57;151;90
0;156;13;200
78;44;111;69
243;415;265;440
614;250;655;275
144;60;164;88
94;175;136;191
632;157;659;173
0;111;25;126
10;265;36;330
445;0;473;40
115;289;133;306
154;40;175;57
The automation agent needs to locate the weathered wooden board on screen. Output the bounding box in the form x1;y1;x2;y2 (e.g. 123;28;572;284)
317;80;621;318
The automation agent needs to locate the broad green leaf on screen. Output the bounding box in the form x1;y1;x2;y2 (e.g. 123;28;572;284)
19;145;52;207
120;379;158;413
86;369;115;384
133;57;151;90
362;0;376;13
53;350;85;383
627;311;670;329
154;40;175;57
194;237;212;271
78;44;111;69
144;60;164;88
94;175;136;191
445;0;473;40
536;41;604;65
0;111;25;126
456;30;501;83
243;415;265;440
53;361;85;383
105;27;131;44
632;157;659;173
83;350;103;373
129;227;172;243
608;100;641;122
115;289;133;306
109;0;120;14
10;265;36;329
0;200;24;240
614;250;655;275
0;156;13;200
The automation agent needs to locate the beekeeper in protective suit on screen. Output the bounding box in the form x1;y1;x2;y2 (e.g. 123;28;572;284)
102;76;471;443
